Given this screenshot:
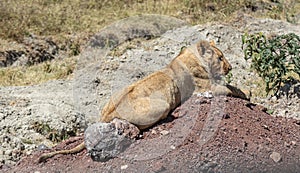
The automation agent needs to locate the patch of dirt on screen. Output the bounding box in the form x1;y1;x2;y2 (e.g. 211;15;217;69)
4;96;300;173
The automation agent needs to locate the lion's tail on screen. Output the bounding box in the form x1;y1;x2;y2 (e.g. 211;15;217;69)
38;142;85;163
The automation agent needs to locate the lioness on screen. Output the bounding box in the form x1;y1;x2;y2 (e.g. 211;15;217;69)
38;40;249;162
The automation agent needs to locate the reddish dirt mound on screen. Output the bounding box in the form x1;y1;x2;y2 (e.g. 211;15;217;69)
3;96;300;173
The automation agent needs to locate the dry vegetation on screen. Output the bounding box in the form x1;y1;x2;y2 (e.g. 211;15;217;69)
0;57;76;86
0;0;299;86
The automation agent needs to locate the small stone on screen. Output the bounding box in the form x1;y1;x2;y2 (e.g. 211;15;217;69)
222;114;230;119
152;161;166;172
121;165;128;170
5;150;12;156
170;145;176;150
270;151;282;163
154;46;160;51
25;150;32;155
151;130;157;135
284;142;290;147
196;93;204;97
160;130;169;136
36;144;49;151
203;91;213;98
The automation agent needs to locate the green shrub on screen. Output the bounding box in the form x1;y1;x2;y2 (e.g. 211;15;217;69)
242;32;300;95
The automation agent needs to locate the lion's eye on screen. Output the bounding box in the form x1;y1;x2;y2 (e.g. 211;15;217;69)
218;56;223;61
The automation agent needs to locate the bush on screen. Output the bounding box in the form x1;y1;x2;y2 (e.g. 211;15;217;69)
242;32;300;95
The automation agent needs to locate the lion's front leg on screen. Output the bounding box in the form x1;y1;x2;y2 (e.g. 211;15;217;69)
212;84;250;100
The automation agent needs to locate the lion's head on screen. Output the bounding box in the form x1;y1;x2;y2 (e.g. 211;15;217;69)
196;40;232;81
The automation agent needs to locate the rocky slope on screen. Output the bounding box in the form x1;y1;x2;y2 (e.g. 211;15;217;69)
6;96;300;173
0;14;300;171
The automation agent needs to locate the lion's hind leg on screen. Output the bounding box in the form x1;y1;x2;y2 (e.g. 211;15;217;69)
126;95;171;130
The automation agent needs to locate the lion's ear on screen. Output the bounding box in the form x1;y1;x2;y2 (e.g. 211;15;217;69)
209;40;216;47
197;40;211;56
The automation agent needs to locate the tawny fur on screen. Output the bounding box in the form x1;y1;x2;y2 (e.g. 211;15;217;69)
100;40;248;129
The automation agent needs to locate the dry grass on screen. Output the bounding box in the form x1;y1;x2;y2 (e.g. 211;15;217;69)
0;57;76;86
1;0;298;42
0;0;299;86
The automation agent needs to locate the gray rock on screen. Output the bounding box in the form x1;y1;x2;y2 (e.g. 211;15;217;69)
88;14;187;49
84;122;133;162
